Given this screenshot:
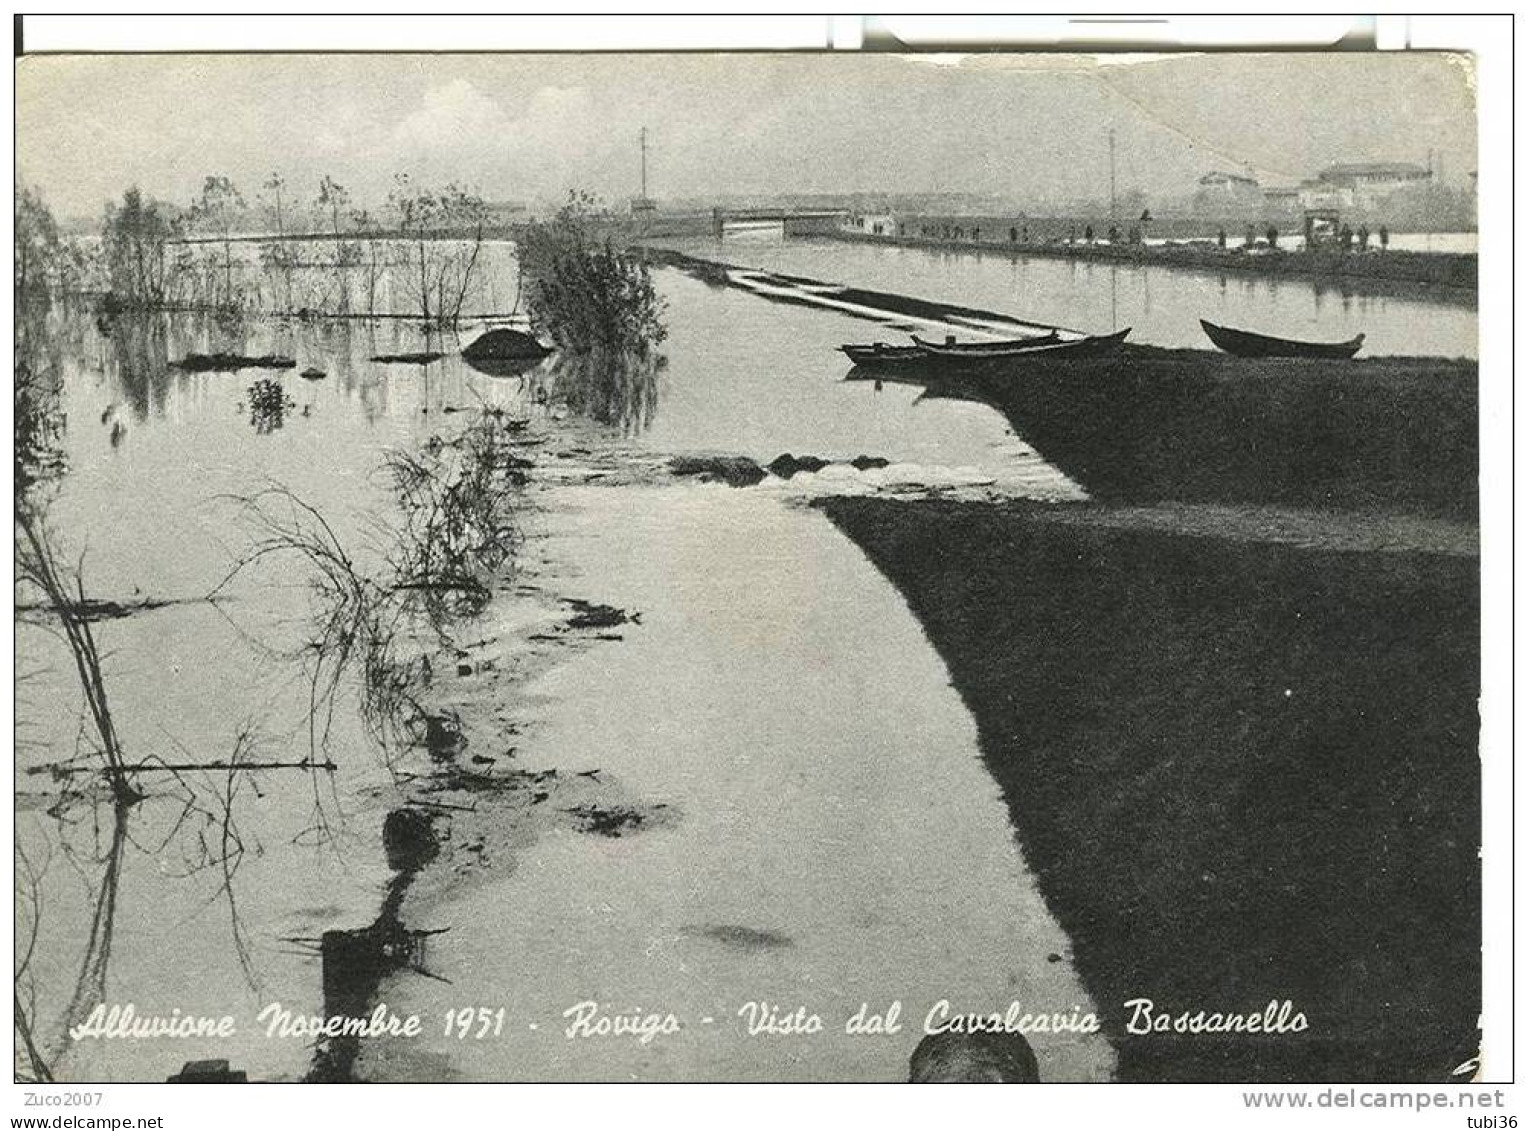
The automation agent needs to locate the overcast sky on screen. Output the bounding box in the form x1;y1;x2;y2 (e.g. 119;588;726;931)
16;51;1476;219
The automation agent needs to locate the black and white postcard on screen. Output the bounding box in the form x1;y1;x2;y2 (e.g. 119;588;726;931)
12;27;1499;1096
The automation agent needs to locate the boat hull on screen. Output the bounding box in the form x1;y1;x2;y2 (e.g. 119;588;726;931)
909;330;1061;356
1200;319;1365;359
840;343;929;368
913;328;1131;365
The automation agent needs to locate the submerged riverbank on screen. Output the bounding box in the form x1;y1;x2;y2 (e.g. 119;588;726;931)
357;484;1117;1082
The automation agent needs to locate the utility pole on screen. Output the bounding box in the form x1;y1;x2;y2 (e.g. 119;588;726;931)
640;126;649;201
1109;128;1117;223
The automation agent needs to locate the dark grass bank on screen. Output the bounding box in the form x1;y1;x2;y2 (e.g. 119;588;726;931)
818;496;1479;1082
930;347;1478;521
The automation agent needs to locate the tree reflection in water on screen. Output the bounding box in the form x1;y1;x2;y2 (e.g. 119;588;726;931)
100;312;171;422
14;745;284;1082
15;297;69;493
465;344;662;436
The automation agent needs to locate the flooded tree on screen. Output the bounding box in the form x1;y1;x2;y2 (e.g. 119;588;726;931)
257;239;297;312
261;171;288;237
15;186;61;297
517;190;667;354
315;175;351;238
257;173;297;309
15;189;71;494
14;308;66;497
14;513;139;804
188;176;246;310
14;185;93;297
309;178;358;314
100;187;179;308
386;174;490;326
349;208;383;317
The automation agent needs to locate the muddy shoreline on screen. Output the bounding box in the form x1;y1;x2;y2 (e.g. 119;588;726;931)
817;494;1480;1082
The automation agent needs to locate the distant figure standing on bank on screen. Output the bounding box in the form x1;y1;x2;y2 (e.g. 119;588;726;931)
1244;224;1257;249
1379;224;1390;251
1358;224;1370;251
1340;224;1354;252
1084;224;1094;243
909;1030;1041;1083
1266;224;1278;249
1217;228;1227;249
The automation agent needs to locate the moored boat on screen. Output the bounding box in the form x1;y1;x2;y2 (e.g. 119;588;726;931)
1200;319;1365;359
839;342;930;367
912;327;1130;363
910;330;1061;356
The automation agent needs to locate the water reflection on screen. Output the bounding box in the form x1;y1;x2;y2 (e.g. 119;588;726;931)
100;314;171;421
308;808;442;1083
14;762;288;1081
534;348;662;435
458;353;543;380
56;803;130;1057
15;297;70;494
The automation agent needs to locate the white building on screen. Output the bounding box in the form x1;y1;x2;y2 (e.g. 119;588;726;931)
847;211;897;237
1191;171;1266;217
1261;186;1301;215
1297;162;1432;211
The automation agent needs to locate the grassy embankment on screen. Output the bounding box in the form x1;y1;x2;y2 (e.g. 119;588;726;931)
947;346;1478;522
820;495;1478;1082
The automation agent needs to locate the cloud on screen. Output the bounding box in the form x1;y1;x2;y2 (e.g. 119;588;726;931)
387;79;605;197
393;78;515;152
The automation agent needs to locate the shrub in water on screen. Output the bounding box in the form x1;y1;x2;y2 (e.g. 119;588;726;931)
516;191;667;356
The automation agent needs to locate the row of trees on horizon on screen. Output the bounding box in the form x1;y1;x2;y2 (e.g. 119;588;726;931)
16;180;667;358
15;174;509;323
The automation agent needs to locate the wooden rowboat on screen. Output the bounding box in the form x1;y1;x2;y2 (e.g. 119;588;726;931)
908;330;1061;356
912;327;1130;363
1200;319;1364;359
839;343;930;368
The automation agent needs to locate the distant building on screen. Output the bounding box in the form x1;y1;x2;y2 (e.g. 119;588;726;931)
1192;171;1264;215
847;211;897;236
1298;162;1431;211
1262;186;1301;215
483;200;528;225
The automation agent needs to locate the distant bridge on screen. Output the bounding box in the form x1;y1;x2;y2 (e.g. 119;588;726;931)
710;208;849;238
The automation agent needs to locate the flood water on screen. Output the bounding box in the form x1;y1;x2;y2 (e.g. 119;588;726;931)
665;226;1477;359
365;485;1112;1081
14;231;1472;1082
